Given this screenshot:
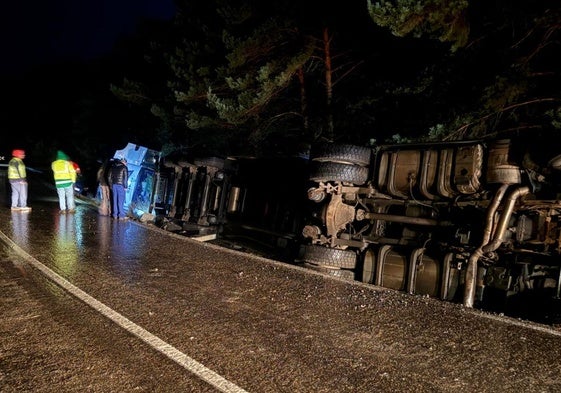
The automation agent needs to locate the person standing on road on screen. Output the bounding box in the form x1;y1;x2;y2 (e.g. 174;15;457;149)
51;150;77;214
96;159;112;216
108;157;129;220
7;149;31;212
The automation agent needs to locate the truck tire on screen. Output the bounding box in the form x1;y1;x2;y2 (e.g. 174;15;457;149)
301;245;357;269
311;144;372;167
309;162;369;184
303;263;355;281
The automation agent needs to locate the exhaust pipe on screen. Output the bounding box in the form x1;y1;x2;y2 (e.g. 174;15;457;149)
463;185;529;307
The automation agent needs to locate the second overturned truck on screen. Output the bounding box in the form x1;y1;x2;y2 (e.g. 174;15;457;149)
301;138;561;323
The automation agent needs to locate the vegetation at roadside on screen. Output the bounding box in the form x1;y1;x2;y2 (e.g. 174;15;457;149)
3;1;560;178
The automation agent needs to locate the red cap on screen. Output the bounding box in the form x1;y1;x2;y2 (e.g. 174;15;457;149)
12;149;25;158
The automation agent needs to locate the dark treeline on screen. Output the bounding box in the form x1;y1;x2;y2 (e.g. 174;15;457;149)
2;0;560;188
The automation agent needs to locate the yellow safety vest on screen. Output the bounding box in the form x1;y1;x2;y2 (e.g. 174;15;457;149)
52;159;76;187
8;158;26;180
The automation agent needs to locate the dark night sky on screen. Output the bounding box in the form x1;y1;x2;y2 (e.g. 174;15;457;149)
1;0;175;75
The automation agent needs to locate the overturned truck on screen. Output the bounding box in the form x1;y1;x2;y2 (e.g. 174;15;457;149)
154;138;561;324
301;138;561;323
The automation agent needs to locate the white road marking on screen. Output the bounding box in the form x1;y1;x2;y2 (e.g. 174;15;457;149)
0;230;250;393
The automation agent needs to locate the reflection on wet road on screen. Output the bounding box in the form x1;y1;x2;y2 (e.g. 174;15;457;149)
1;202;249;393
10;210;29;249
52;212;80;277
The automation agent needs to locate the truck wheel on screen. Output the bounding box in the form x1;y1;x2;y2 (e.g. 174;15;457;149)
301;245;357;269
309;162;369;184
303;263;355;281
311;144;372;167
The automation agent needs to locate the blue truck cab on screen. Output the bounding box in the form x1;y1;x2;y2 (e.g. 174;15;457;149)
110;143;161;218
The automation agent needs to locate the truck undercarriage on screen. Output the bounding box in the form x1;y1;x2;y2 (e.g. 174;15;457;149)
301;139;561;324
148;138;561;325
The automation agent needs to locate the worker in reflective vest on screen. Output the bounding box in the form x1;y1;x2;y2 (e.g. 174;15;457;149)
51;150;77;214
8;149;31;212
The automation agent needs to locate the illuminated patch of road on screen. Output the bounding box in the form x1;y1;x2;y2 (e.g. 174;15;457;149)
0;230;249;393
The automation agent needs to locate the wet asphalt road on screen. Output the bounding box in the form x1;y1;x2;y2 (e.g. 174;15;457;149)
1;173;561;392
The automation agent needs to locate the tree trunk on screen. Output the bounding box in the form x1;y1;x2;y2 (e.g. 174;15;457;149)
323;27;334;142
296;67;309;132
